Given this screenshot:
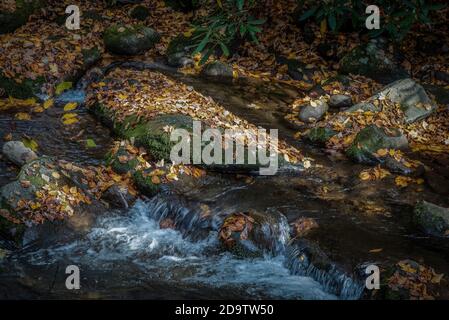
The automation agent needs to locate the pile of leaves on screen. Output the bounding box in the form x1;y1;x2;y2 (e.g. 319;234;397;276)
219;211;254;249
87;68;304;165
386;259;444;300
0;158;138;225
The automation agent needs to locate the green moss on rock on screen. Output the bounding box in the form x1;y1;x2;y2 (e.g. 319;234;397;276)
133;170;160;197
306;127;336;145
346;125;408;165
413;201;449;237
104;24;160;55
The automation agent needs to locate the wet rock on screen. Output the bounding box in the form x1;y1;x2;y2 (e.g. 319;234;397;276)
291;217;318;238
383;156;418;176
219;210;290;257
374;78;436;123
299;100;329;123
424;171;449;196
329;94;353;109
2;141;38;166
104;24;160;55
0;157;103;244
346;125;408;165
286;239;364;299
0;0;42;34
200;61;233;81
101;185;136;209
413;201;449;237
132;170;160;197
339;39;408;84
129;5;150;21
166;35;195;67
305;127;336;145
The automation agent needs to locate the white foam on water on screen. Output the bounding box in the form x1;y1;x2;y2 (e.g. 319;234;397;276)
17;200;336;299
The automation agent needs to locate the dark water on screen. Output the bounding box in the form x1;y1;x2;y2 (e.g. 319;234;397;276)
1;70;448;299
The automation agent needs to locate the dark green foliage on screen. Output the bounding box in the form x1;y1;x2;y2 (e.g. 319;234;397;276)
191;0;265;64
295;0;445;41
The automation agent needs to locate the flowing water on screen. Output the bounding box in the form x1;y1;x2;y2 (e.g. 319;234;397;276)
1;64;448;299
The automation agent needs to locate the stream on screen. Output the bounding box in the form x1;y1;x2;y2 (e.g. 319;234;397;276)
1;63;448;300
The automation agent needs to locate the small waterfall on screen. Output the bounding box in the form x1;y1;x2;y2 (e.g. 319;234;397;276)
285;242;365;300
144;194;217;240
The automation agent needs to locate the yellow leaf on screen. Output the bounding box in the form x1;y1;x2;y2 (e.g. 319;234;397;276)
376;149;388;157
63;117;79;125
43;99;54;109
369;248;383;253
15;112;31;120
320;19;327;35
63;102;77;112
52;172;61;179
151;175;161;184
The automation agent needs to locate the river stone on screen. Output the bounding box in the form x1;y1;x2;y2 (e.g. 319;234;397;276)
219;210;290;257
346;125;408;164
339;39;409;84
200;61;233;80
299;100;329;123
286;239;364;299
329;94;353;109
166;34;195;67
305;127;336;145
374;78;436;123
346;101;381;113
104;25;160;55
2;141;38;166
413;201;449;237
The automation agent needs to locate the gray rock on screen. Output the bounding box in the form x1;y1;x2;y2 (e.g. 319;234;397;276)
339;39;409;84
299;100;329;123
104;25;160;55
374;78;436;123
413;201;449;237
2;141;37;166
329;94;353;109
346;101;380;113
346;125;408;164
166;34;195;67
200;61;233;80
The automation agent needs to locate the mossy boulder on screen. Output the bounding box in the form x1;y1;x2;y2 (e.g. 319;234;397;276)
105;146;139;174
200;61;233;81
104;24;160;55
129;5;150;21
413;201;449;237
340;40;408;84
166;34;195;67
219;210;290;257
306;127;336;145
132;170;160;197
121;114;194;161
0;0;43;34
373;78;436;123
346;125;408;165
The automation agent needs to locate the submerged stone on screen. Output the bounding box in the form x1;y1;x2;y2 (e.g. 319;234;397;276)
413;201;449;237
346;125;408;164
339;39;408;84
